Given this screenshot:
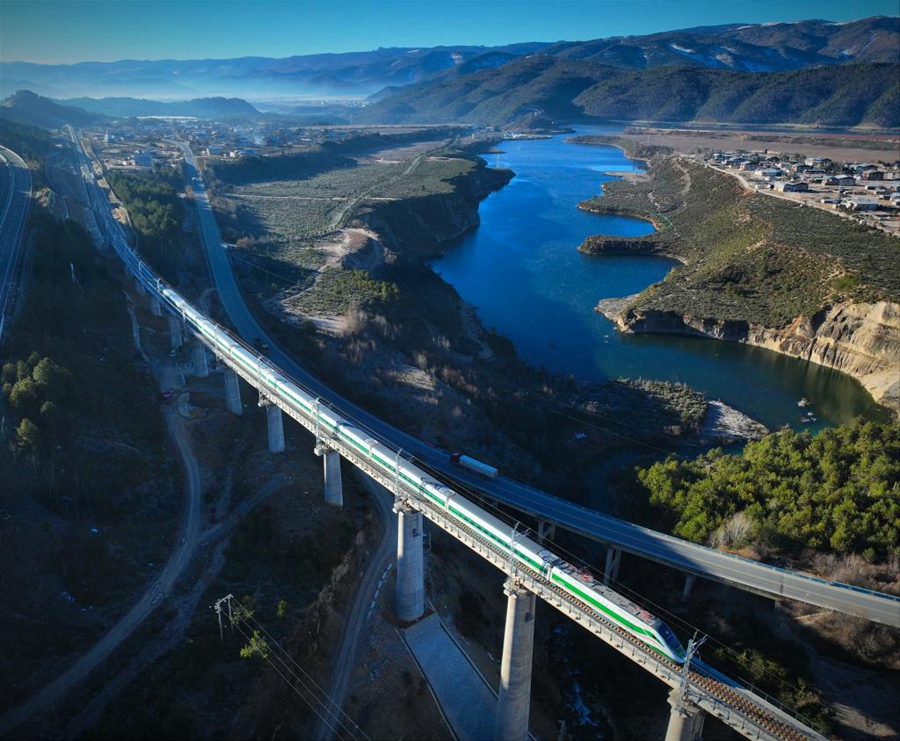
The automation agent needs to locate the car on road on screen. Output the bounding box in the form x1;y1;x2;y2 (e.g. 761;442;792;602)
161;389;175;404
253;337;269;353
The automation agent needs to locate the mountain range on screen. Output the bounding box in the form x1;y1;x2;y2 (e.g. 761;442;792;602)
358;58;900;128
0;91;264;128
1;16;896;101
0;90;101;128
62;96;260;119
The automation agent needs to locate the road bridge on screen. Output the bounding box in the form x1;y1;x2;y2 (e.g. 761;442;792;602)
169;136;899;630
66;129;837;741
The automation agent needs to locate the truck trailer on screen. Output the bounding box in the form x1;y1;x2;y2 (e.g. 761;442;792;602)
450;453;499;480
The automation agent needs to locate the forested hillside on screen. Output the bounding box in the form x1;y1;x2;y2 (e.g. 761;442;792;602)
360;60;900;128
638;419;899;560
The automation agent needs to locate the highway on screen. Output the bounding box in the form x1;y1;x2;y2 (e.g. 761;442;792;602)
174;142;899;629
58;131;867;739
0;146;33;345
62;134;894;630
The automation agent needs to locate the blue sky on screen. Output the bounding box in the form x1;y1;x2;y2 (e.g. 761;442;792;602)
2;0;897;63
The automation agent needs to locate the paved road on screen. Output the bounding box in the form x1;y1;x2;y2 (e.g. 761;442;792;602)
176;143;899;629
0;146;33;346
403;614;496;741
0;407;203;736
310;475;396;741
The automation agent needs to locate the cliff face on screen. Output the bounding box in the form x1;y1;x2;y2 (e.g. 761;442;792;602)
579;236;665;256
610;300;900;414
355;161;513;256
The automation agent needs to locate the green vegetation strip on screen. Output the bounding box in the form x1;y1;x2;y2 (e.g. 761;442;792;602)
638;418;900;560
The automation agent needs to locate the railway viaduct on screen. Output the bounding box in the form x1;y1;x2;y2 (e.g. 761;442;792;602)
67;128;899;741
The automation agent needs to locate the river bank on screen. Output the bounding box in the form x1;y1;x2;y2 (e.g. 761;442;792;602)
222;138;771;519
432;131;887;429
352;152;514;255
599;300;900;417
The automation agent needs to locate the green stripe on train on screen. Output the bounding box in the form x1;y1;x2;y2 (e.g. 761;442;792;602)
552;572;650;639
320;420;667;655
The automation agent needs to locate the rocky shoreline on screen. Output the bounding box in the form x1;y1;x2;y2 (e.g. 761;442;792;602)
700;401;769;443
597;299;900;416
580;143;899;419
354;157;513;256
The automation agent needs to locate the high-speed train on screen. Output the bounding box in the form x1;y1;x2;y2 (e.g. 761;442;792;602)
131;259;686;664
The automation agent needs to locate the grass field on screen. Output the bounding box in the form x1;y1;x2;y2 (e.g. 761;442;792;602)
218;145;477;318
225;150;474;242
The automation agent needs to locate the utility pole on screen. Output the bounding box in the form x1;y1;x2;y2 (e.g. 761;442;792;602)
212;593;235;641
675;631;706;714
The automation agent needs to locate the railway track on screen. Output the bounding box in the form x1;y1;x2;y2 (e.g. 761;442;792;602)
376;470;825;741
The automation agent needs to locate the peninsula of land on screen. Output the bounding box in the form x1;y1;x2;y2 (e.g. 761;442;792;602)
578;136;900;415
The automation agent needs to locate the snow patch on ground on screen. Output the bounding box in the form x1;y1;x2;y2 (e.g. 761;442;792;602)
669;43;697;55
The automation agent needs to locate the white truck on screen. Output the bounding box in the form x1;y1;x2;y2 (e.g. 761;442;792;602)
450;453;498;480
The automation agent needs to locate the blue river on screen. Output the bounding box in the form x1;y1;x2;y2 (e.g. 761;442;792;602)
431;130;888;431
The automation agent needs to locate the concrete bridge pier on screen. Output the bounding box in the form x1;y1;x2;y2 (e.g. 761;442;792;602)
603;546;622;586
261;401;285;454
394;499;424;622
224;368;242;415
682;574;696;602
192;342;209;378
167;314;182;350
149;295;162;317
494;578;536;741
314;442;343;507
537;519;555;544
665;689;705;741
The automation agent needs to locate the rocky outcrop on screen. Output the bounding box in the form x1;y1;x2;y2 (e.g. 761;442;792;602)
602;300;900;415
701;401;769;443
579;236;665;256
354;160;513;256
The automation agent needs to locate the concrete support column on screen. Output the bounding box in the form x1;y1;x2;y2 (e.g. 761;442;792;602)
665;689;704;741
682;574;696;602
494;578;536;741
603;546;622;586
394;500;424;622
318;448;343;507
264;403;285;454
224;368;242;415
192;342;209;378
149;295;163;317
537;519;556;544
167;314;182;350
134;277;146;296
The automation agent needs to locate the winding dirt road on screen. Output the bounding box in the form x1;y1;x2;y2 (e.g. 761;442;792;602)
311;475;397;741
0;408;202;736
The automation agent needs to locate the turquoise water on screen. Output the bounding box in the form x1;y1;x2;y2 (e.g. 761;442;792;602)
432;131;888;430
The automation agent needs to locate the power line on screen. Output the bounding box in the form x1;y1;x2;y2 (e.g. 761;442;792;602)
229;619;357;741
241;610;370;741
214;596;369;741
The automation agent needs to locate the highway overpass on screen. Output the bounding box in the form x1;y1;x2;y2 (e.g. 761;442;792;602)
173;140;899;630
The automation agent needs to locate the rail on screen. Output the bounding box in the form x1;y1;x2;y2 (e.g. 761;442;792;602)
68;128;856;739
